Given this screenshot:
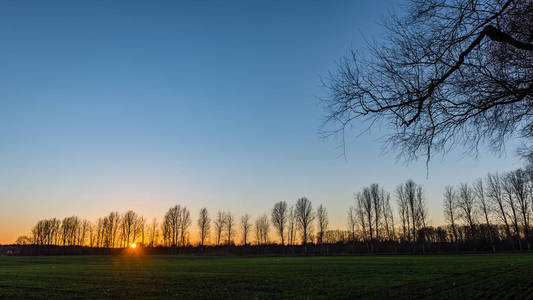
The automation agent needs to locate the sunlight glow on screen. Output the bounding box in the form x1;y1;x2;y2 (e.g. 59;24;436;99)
130;243;136;249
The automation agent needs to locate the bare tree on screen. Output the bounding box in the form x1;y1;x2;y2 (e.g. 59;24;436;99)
383;194;395;241
407;181;417;242
96;218;104;247
78;220;90;246
49;218;60;245
415;186;428;243
406;182;419;242
224;212;235;245
31;218;60;246
509;169;531;250
160;206;191;247
502;174;523;249
443;186;459;244
323;0;533;164
213;211;225;246
240;214;252;246
161;212;172;247
473;178;496;252
395;180;427;244
316;204;328;244
271;201;288;245
88;221;96;247
162;206;179;247
139;217;147;246
104;212;120;248
295;197;314;245
120;210;141;247
370;184;387;241
287;206;297;246
396;185;409;242
178;206;191;247
360;189;374;242
400;180;418;242
458;183;477;238
255;214;270;245
198;208;210;247
61;216;81;246
148;218;158;247
355;193;368;243
347;205;358;243
486;173;512;240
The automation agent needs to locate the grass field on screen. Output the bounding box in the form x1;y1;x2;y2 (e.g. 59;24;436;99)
1;254;532;299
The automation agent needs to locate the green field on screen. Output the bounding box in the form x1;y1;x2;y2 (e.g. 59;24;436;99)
1;254;532;299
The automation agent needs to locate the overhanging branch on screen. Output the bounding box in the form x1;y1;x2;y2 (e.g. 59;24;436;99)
484;25;533;51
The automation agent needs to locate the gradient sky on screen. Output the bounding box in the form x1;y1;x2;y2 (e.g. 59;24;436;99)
0;0;524;243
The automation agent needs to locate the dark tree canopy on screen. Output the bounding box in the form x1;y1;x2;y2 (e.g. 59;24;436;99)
324;0;532;163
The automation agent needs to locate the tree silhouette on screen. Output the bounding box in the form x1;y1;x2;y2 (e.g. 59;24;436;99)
443;186;459;244
316;204;328;245
508;169;531;250
458;183;477;239
323;0;532;163
473;179;496;252
214;211;225;246
240;214;252;246
347;205;358;244
271;201;288;245
198;208;210;247
295;197;314;245
224;212;235;245
486;173;513;240
255;214;269;245
502;174;523;249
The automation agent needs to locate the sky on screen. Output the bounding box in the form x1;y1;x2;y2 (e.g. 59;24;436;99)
0;0;524;244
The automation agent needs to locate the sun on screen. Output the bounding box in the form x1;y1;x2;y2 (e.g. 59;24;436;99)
130;243;137;249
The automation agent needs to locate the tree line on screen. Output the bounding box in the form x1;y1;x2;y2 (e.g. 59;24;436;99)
18;197;322;248
16;164;533;253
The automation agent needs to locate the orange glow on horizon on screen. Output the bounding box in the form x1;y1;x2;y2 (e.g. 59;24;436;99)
130;243;136;249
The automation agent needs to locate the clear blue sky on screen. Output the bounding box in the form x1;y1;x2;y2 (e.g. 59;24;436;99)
0;0;523;242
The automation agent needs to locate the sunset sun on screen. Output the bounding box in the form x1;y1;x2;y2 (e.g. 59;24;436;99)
130;244;136;249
